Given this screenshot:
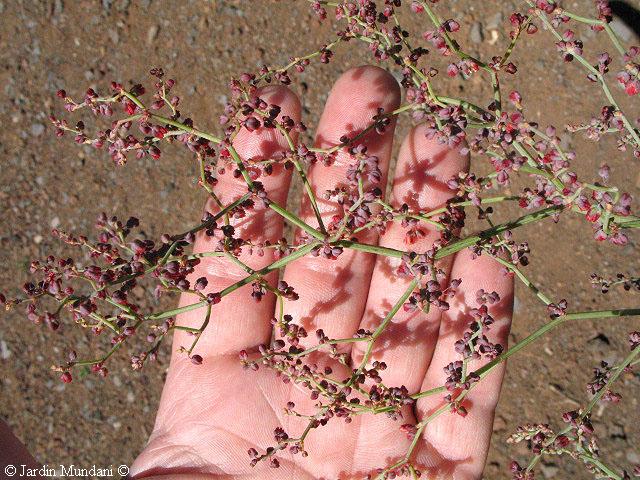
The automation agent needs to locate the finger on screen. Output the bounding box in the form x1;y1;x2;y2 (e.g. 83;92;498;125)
415;250;514;479
352;126;470;392
282;66;401;346
172;85;301;358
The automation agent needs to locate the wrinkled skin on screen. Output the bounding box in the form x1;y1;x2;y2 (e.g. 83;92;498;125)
132;65;514;480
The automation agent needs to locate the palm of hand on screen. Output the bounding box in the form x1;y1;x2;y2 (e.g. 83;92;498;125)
131;66;513;480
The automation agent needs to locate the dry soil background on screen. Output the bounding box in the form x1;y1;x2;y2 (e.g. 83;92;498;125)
0;0;639;479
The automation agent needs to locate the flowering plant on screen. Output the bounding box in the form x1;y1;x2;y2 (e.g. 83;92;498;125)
2;0;640;478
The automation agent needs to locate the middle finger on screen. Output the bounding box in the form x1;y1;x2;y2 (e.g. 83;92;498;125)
282;65;401;349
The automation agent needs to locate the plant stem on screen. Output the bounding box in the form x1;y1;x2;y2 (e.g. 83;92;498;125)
148;242;321;321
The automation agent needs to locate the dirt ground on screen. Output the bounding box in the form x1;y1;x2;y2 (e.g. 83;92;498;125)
1;0;639;478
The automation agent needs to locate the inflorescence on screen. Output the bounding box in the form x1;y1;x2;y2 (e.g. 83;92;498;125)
2;1;640;478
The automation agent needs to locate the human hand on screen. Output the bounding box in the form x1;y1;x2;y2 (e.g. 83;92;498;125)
131;65;514;480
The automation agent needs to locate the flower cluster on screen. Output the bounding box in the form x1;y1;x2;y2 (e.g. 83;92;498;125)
2;0;640;478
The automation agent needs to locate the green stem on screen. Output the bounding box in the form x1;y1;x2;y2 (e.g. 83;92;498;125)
351;279;419;384
490;254;554;305
531;5;640;147
475;308;640;380
148;242;320;321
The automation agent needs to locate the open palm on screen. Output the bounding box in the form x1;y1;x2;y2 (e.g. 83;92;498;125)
131;65;514;480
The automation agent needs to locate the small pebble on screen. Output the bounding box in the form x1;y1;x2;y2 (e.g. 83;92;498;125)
147;25;159;45
117;0;131;11
540;463;558;478
486;12;503;30
0;340;11;360
108;28;119;45
627;450;640;464
31;123;45;136
469;22;484;44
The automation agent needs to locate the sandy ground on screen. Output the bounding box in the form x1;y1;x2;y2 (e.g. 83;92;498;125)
0;0;639;478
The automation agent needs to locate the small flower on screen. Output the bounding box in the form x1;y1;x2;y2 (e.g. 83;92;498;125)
443;19;460;32
547;299;568;318
244;116;261;132
194;276;208;291
206;292;222;304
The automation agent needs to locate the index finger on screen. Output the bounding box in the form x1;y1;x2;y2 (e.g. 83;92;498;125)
172;85;301;359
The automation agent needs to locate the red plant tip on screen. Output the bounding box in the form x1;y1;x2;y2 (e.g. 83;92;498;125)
443;19;460;32
125;101;137;115
447;63;459;77
56;89;66;99
505;62;518;74
149;146;161;160
206;292;222;305
625;80;639;96
194;277;208;291
508;90;522;107
244;116;261;132
60;372;73;384
410;1;424;13
240;73;255;83
555;435;571;448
